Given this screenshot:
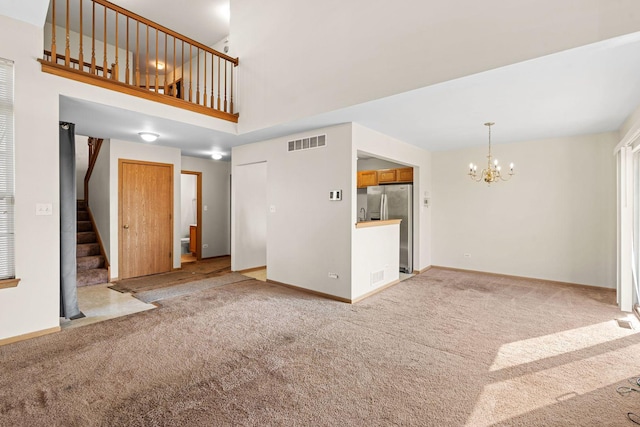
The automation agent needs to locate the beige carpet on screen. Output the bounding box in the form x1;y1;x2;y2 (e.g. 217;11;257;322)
2;268;640;426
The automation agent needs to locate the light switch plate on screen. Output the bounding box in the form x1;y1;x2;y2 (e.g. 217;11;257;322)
36;203;53;216
329;190;342;201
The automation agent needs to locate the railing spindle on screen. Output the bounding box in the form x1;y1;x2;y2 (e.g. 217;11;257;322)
155;28;159;92
224;60;227;113
65;0;70;66
181;40;185;99
210;53;214;109
230;62;234;114
196;47;200;105
78;0;84;69
217;56;221;110
113;11;118;80
125;17;129;84
135;21;139;86
91;1;96;74
103;6;108;77
188;44;193;102
203;51;207;108
164;33;168;94
172;37;177;97
51;0;57;60
145;24;149;89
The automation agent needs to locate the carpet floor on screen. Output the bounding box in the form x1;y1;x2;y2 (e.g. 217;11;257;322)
1;268;640;426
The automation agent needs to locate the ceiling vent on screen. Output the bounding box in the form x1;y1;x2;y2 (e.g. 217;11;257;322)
287;134;326;152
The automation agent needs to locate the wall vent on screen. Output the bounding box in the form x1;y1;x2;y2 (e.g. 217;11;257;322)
370;270;384;286
287;134;326;152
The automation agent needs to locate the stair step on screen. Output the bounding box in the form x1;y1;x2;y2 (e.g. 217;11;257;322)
77;255;105;272
77;221;93;232
77;200;86;210
76;268;108;287
77;243;100;257
77;211;90;221
77;231;97;244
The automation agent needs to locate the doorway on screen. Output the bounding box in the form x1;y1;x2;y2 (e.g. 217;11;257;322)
180;170;202;264
118;159;173;279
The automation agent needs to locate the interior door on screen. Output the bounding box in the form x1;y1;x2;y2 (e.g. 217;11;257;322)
119;159;173;279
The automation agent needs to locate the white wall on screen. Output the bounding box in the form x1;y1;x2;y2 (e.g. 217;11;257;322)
232;0;640;133
87;138;111;262
75;135;88;199
232;161;267;270
432;132;617;288
181;156;231;258
108;139;182;279
232;123;353;299
353;123;433;271
0;16;60;340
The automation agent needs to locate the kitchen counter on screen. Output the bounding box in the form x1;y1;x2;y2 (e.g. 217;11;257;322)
355;219;402;229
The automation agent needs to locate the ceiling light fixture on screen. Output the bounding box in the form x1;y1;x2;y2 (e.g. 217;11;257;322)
211;152;223;160
468;122;514;184
138;132;159;142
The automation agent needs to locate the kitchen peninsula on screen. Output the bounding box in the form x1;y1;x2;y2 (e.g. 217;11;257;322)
352;219;401;301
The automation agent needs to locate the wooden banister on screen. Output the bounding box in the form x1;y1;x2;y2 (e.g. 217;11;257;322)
41;0;239;121
84;137;103;204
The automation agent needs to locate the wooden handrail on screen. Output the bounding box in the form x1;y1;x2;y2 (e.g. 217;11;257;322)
84;137;103;204
91;0;238;65
42;0;239;120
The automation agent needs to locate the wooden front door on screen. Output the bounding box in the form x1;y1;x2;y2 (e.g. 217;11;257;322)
119;159;173;279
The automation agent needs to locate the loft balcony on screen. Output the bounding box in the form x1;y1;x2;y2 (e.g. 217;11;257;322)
40;0;238;123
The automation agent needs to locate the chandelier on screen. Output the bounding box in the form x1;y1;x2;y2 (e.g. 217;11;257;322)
468;122;514;184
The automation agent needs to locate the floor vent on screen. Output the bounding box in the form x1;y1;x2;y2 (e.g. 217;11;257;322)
370;270;384;286
287;134;326;152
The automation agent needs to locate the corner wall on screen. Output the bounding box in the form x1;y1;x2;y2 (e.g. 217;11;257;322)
232;123;353;299
88;138;111;262
432;132;617;288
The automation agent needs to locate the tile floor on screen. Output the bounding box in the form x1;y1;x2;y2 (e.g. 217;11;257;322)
60;283;156;330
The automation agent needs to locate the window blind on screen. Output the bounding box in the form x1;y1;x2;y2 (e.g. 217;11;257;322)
0;58;15;280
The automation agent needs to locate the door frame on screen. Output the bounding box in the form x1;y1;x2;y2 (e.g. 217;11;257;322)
181;170;203;261
118;158;174;279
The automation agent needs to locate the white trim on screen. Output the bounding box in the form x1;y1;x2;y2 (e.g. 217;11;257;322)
615;119;640;154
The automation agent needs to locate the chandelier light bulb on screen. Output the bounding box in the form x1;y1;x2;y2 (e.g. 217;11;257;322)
494;159;499;166
510;163;514;170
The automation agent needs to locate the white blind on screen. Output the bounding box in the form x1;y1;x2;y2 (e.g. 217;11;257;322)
0;58;15;280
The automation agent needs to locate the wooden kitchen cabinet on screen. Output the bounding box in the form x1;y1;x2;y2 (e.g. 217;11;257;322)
396;167;413;183
357;170;378;188
377;168;398;184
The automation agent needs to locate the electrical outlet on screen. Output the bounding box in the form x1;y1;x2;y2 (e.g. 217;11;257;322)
202;244;209;248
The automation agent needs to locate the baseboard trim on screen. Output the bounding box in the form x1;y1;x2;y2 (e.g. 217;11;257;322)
351;279;401;304
266;279;351;303
239;265;266;274
201;254;231;261
0;326;61;347
413;265;432;274
429;265;615;292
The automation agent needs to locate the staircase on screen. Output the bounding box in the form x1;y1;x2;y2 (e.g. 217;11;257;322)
76;200;108;287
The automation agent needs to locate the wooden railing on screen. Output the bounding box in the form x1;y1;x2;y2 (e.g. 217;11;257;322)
84;137;103;204
40;0;238;122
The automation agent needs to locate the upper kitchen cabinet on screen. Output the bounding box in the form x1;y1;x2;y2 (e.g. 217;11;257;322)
357;170;378;188
377;169;397;184
396;167;413;183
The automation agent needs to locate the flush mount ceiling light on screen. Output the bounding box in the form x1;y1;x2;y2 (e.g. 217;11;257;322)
211;152;223;160
468;122;515;184
138;132;159;142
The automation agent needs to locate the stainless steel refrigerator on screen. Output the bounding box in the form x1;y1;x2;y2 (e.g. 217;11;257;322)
366;184;413;273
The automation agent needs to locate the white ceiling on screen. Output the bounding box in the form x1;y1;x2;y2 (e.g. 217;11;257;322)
61;30;640;158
